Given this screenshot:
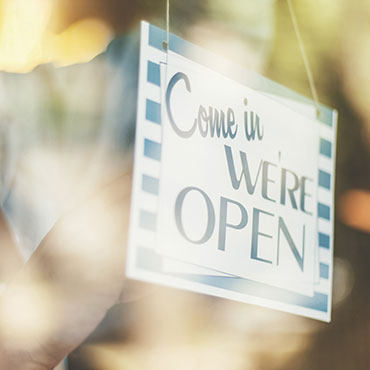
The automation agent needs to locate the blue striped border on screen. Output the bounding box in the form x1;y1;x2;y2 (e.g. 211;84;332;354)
320;138;332;158
137;249;328;312
145;99;161;124
318;203;331;221
318;170;331;190
139;210;157;231
136;22;335;316
144;139;161;161
319;263;329;279
142;174;160;195
147;61;160;86
318;232;330;249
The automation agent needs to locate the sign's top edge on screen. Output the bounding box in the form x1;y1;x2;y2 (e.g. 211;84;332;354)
142;21;336;128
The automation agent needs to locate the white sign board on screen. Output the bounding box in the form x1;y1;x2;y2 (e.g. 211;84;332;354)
127;21;337;322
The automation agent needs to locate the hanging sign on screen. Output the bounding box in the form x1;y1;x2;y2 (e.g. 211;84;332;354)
127;21;337;322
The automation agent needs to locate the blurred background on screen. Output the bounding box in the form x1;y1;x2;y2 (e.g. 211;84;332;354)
0;0;370;369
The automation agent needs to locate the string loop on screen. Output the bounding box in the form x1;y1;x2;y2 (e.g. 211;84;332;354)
287;0;321;118
161;1;320;117
162;0;170;51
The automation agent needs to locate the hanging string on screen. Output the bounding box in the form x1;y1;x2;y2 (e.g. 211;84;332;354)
163;0;170;51
287;0;321;118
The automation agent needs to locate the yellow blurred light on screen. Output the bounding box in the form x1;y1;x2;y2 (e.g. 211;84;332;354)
48;18;113;68
0;0;112;73
0;0;53;72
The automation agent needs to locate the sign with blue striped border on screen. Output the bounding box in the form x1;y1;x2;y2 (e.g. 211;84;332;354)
126;21;337;322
